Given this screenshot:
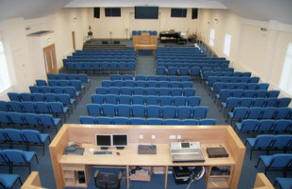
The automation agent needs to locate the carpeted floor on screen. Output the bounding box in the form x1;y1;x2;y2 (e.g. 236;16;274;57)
2;42;289;189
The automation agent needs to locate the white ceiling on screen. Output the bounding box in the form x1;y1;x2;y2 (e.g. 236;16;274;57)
64;0;227;9
0;0;292;25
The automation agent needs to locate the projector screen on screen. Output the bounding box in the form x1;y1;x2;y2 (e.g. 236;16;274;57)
135;7;159;19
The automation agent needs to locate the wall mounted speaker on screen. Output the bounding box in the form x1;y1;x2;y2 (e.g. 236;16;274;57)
94;7;100;18
192;8;198;19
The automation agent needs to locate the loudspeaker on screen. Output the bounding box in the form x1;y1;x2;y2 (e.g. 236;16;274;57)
192;8;198;19
94;7;100;18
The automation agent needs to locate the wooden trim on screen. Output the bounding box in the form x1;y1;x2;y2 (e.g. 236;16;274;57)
21;172;46;189
253;173;274;189
49;125;70;189
43;44;58;74
225;126;246;189
72;31;76;50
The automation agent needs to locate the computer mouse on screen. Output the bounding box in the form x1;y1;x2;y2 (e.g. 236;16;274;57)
116;152;120;155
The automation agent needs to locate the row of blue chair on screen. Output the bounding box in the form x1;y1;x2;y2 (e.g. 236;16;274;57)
101;80;193;88
156;57;230;65
255;154;292;176
206;76;259;87
74;49;136;54
156;66;200;76
0;111;61;131
228;107;292;123
65;62;136;72
274;178;292;189
66;55;136;59
64;59;136;64
215;90;280;102
29;86;79;98
211;83;269;93
0;173;22;189
245;134;292;159
47;73;90;83
8;93;75;106
0;101;69;118
235;119;292;134
158;63;229;68
221;98;291;111
96;87;196;96
36;80;84;92
157;59;229;64
156;66;231;76
201;67;234;72
0;129;50;155
156;56;225;60
80;116;216;125
87;104;208;119
110;74;191;81
0;149;38;174
91;95;201;106
132;30;157;36
201;71;252;80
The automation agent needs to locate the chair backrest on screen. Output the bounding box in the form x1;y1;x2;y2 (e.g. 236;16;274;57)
2;149;28;163
3;128;23;142
21;129;42;143
269;154;292;168
253;135;274;148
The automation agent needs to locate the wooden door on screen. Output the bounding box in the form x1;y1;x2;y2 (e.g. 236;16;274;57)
72;31;76;50
43;44;58;74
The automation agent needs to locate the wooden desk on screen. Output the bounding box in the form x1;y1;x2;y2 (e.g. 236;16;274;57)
253;173;274;189
50;124;245;189
133;33;157;53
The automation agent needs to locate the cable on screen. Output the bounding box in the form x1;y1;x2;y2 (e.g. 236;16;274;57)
185;166;205;189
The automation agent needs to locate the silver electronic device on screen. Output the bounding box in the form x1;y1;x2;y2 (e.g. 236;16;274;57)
170;142;205;163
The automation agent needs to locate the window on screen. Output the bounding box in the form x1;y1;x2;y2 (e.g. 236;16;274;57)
279;42;292;95
0;41;11;92
171;8;187;18
105;8;121;17
135;7;159;19
223;34;232;56
209;29;215;46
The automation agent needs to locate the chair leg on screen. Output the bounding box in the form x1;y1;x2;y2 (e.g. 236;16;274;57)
42;143;46;155
34;154;39;164
255;158;261;168
28;162;31;173
17;176;23;186
8;163;13;174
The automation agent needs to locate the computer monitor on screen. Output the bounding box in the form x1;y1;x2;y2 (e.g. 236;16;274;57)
96;134;112;149
112;134;127;149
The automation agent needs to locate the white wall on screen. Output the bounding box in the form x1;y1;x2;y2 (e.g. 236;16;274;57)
0;8;89;100
0;18;34;100
88;7;198;39
197;9;292;100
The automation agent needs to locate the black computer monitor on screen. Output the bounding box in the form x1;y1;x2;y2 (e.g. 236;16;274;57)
96;134;112;149
112;134;127;149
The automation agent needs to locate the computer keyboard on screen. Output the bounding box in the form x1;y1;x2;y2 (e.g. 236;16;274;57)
94;151;113;155
138;145;157;154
